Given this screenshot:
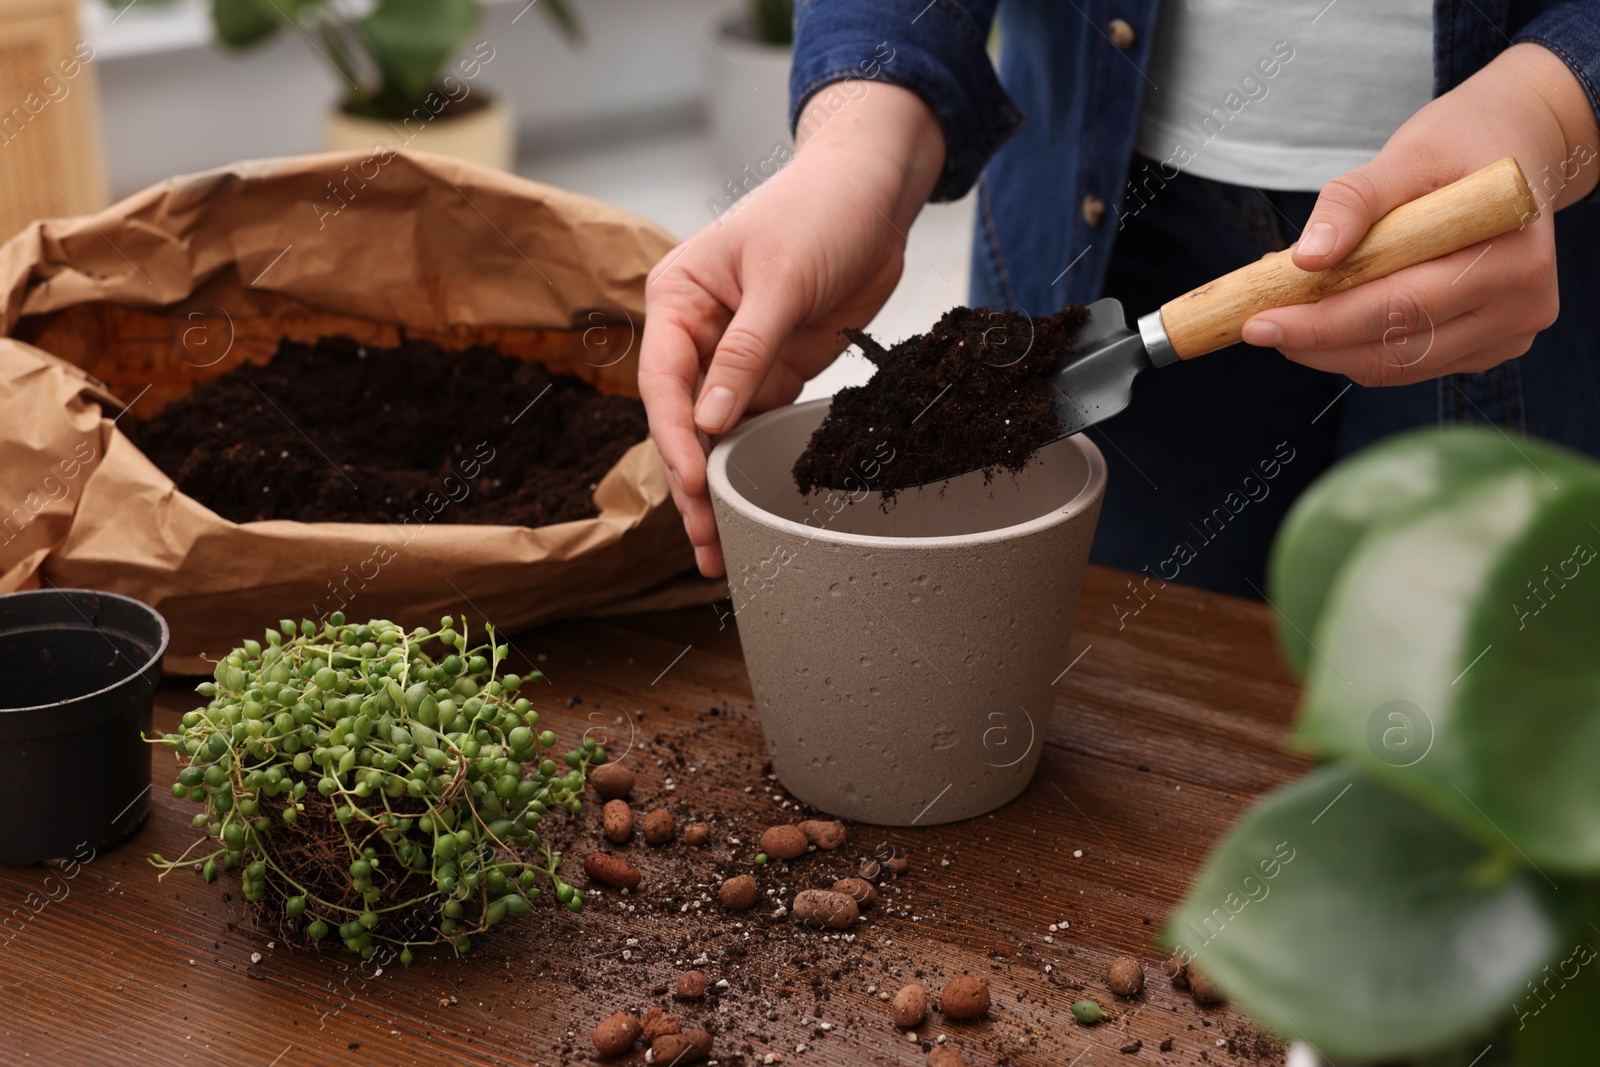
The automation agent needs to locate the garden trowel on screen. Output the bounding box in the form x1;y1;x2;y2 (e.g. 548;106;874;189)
1047;156;1538;437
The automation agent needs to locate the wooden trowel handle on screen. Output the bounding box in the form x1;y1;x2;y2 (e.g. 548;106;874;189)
1158;156;1540;360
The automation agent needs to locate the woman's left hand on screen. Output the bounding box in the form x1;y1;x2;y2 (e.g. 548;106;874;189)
1240;43;1599;387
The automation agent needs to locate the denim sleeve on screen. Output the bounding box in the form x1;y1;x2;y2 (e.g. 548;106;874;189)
789;0;1022;202
1515;4;1600;141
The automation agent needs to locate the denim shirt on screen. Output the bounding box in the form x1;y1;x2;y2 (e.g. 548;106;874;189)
790;0;1600;317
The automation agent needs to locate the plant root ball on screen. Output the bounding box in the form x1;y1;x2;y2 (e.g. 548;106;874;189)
650;1028;712;1064
642;808;676;846
592;1011;641;1058
601;800;633;843
1108;955;1144;997
891;983;928;1028
720;874;759;911
589;762;635;800
939;976;990;1020
583;852;640;890
832;877;877;906
791;889;859;929
927;1047;968;1067
798;819;847;849
683;822;710;846
760;824;809;860
675;970;708;1000
1187;965;1227;1006
642;1007;680;1041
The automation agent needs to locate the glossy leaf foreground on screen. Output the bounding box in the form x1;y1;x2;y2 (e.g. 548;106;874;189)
1284;434;1600;871
1266;428;1560;678
1167;766;1586;1063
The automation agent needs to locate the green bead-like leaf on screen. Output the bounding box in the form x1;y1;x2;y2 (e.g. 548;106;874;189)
1292;446;1600;871
1168;765;1585;1062
359;0;480;108
1268;428;1546;677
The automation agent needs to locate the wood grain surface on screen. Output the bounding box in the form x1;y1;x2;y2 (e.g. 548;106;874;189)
0;565;1309;1067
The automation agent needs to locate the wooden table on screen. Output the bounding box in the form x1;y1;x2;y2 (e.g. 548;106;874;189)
0;566;1309;1066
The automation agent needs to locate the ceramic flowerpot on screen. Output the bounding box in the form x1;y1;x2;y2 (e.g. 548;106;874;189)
324;93;515;171
707;399;1106;825
0;588;168;864
707;17;794;182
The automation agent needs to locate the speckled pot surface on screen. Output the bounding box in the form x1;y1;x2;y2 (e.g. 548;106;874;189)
707;399;1106;825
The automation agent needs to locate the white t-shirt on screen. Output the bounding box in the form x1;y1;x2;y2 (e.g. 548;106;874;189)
1135;1;1434;191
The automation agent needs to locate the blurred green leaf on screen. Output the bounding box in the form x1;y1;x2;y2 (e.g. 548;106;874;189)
749;0;793;45
359;0;480;107
539;0;583;44
1168;765;1585;1063
1511;896;1600;1064
1267;428;1542;677
212;0;281;48
1289;435;1600;871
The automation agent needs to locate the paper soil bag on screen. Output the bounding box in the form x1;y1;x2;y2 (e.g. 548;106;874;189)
0;151;716;672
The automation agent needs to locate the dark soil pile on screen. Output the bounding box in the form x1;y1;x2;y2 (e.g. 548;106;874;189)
127;335;649;527
792;306;1088;496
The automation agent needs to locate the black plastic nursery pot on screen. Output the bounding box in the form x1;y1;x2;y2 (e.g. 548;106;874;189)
0;589;168;864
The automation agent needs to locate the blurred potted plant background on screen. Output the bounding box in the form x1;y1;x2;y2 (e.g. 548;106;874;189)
1169;427;1600;1065
709;0;792;178
206;0;580;169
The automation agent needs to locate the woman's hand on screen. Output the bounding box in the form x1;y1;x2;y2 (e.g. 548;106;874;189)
641;83;944;577
1241;43;1598;387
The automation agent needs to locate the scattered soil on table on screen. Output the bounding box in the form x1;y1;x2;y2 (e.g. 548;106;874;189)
126;335;649;527
222;678;1283;1066
792;306;1089;497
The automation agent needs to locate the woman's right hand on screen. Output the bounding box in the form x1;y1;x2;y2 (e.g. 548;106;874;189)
641;82;945;577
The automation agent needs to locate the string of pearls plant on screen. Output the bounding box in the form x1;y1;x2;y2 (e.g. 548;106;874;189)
151;613;602;962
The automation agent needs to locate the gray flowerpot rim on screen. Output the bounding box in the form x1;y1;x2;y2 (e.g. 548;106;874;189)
707;398;1107;546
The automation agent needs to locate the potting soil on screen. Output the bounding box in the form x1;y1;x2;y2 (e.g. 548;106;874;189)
127;335;649;527
791;306;1089;497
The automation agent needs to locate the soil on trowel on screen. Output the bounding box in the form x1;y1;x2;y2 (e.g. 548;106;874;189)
791;306;1089;497
127;335;649;527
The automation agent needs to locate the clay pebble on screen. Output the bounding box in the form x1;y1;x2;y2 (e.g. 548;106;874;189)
939;976;990;1020
675;970;708;1000
582;852;640;890
760;824;809;861
891;983;928;1028
1164;954;1189;989
791;889;859;929
650;1029;712;1064
683;822;710;846
642;1006;680;1041
832;877;877;907
798;819;847;849
592;1011;641;1058
720;874;759;911
642;808;676;846
1108;955;1144;997
589;762;635;800
1187;966;1227;1005
601;799;633;843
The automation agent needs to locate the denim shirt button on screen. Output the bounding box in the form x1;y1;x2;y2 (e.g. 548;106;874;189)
1082;194;1107;227
1108;18;1136;50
